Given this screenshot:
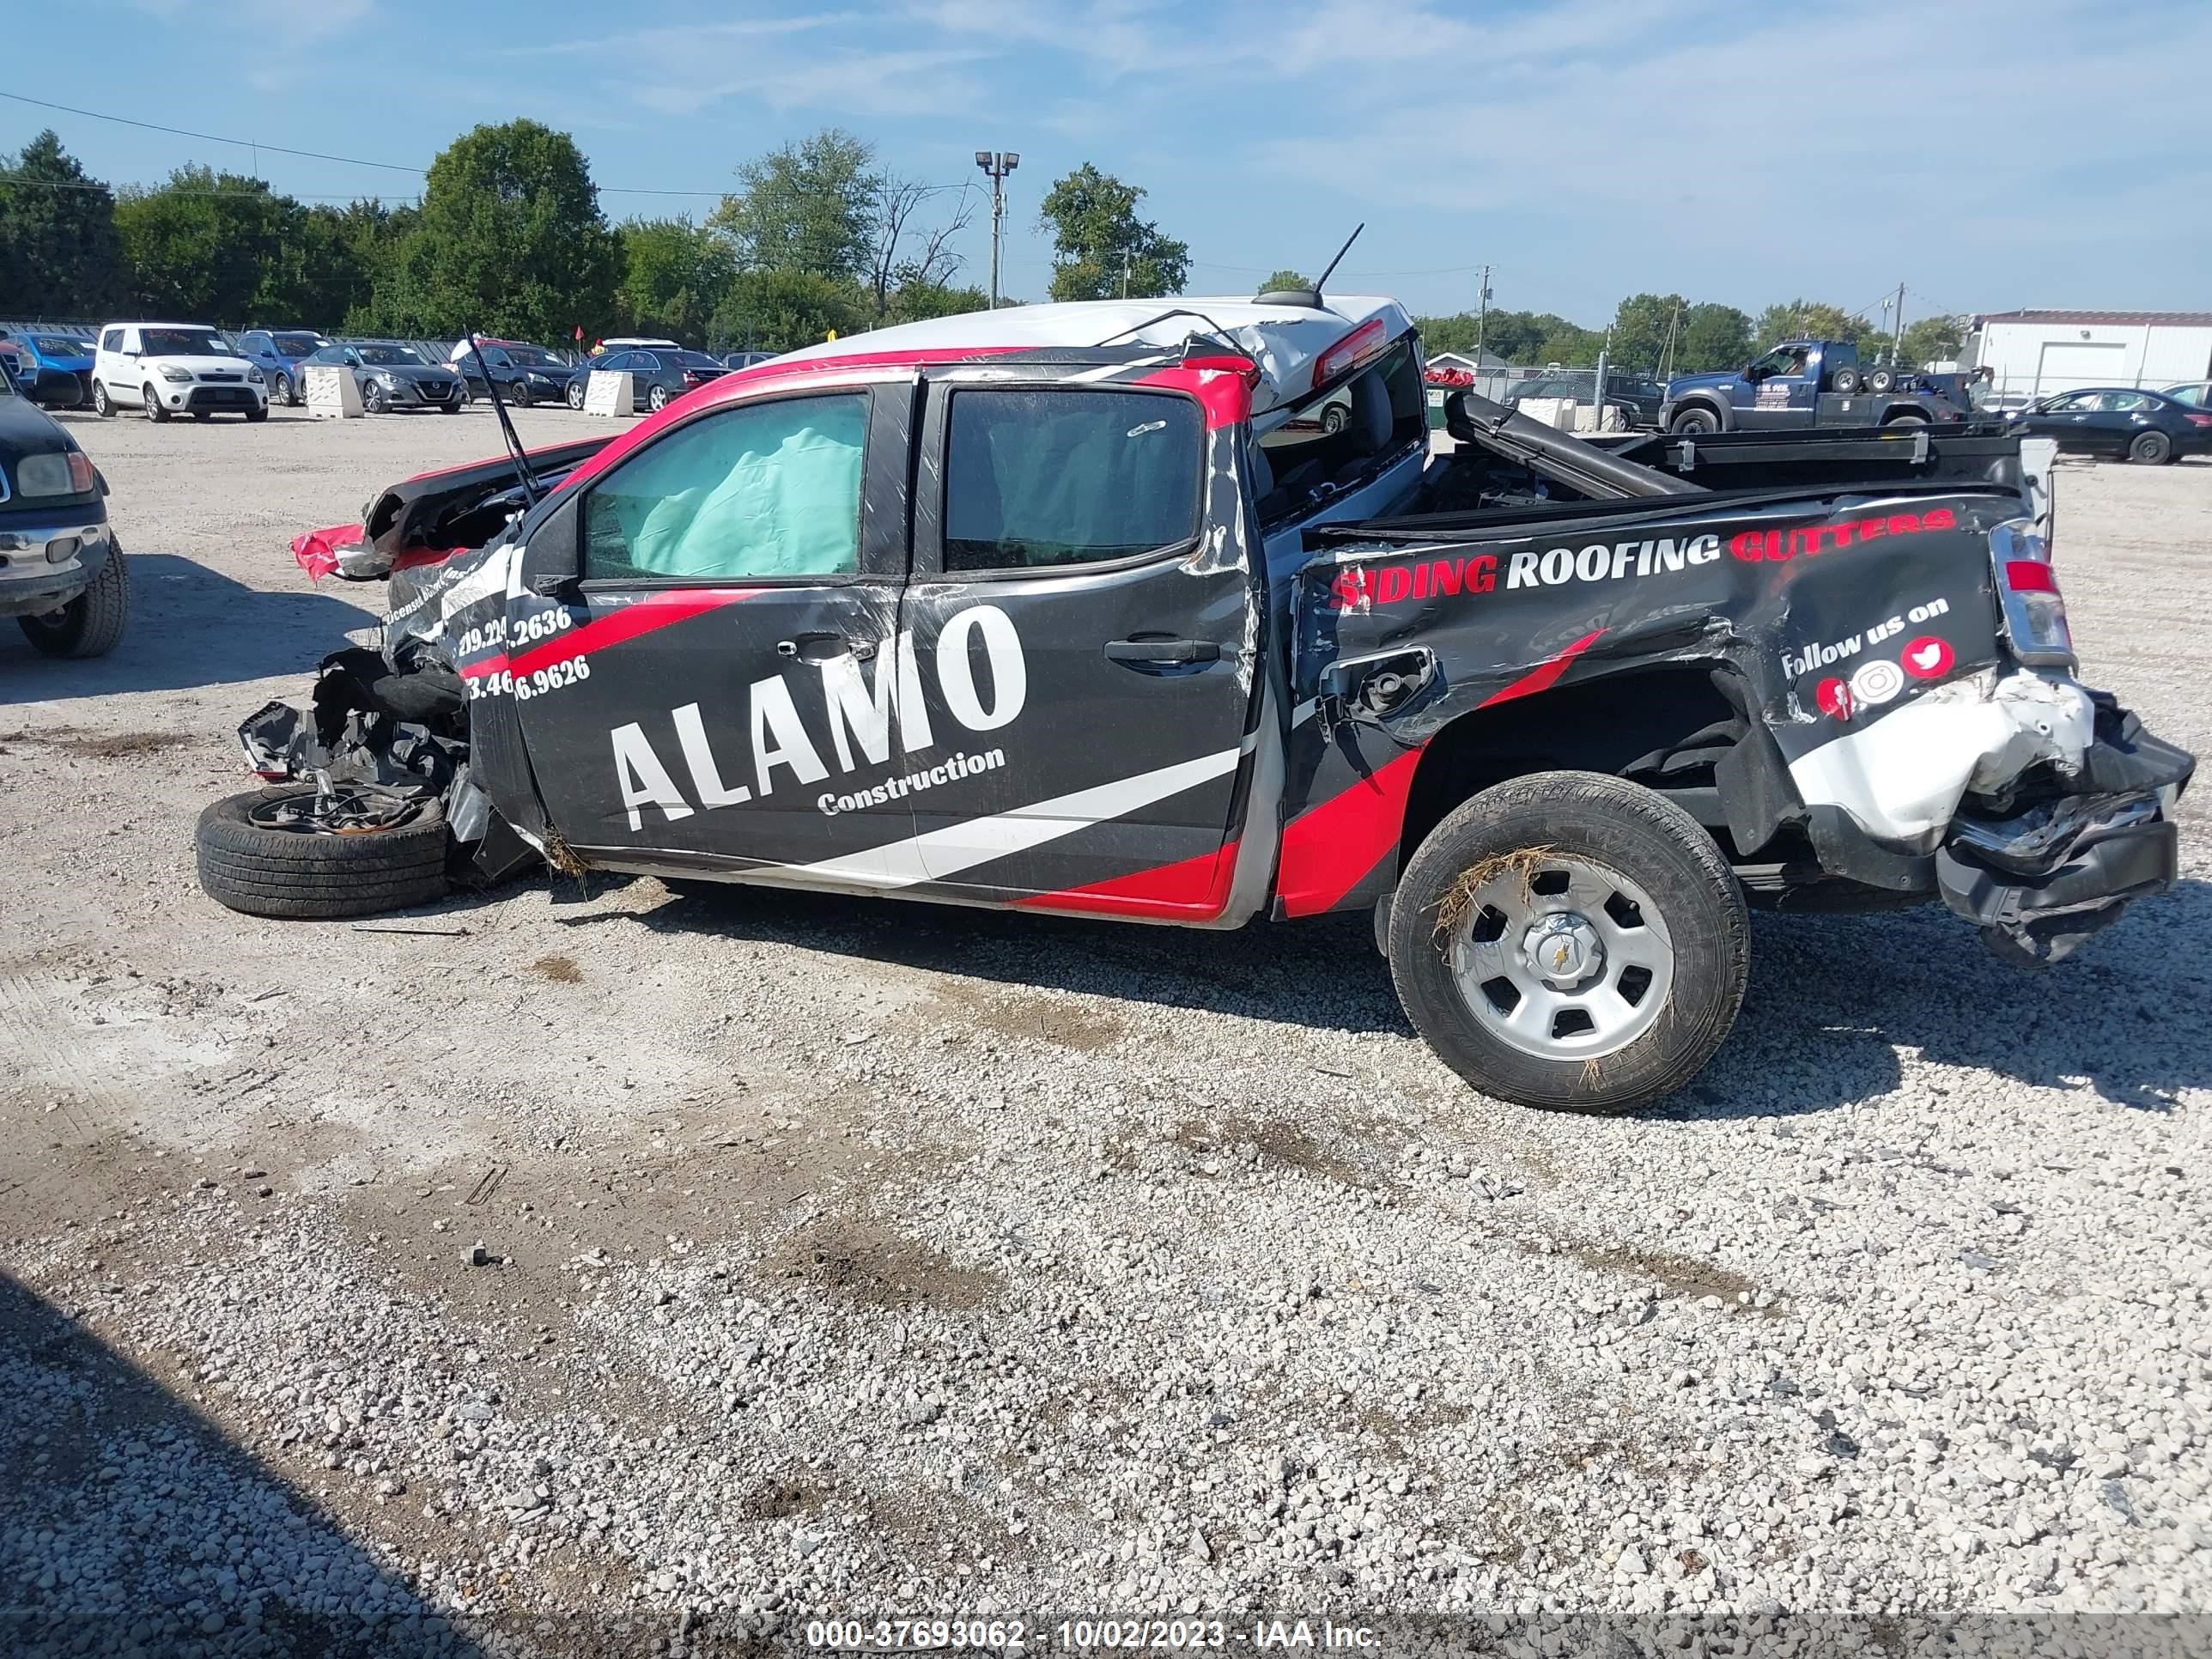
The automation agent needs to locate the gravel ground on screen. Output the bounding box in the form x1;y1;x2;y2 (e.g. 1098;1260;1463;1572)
2;404;2209;1656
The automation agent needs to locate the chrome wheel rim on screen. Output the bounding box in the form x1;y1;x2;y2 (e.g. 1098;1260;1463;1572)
1445;854;1674;1060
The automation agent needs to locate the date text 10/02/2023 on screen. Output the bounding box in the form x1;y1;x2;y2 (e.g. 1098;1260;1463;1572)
802;1617;1382;1650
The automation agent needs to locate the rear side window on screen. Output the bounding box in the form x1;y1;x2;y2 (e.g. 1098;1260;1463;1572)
943;389;1201;573
101;329;124;352
584;392;868;582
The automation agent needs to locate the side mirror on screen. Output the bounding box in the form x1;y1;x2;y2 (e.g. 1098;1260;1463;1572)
520;492;583;599
1741;366;1761;382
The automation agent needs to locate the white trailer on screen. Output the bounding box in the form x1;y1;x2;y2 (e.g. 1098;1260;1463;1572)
1963;310;2212;406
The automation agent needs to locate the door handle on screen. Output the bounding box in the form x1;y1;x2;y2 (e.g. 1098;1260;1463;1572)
1104;638;1220;665
777;633;872;664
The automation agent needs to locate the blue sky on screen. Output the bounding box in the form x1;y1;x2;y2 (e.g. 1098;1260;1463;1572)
9;0;2209;329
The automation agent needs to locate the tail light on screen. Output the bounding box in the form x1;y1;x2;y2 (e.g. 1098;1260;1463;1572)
2186;414;2212;429
1990;519;2073;665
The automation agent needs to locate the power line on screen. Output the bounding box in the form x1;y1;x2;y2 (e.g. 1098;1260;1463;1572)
0;88;732;198
0;173;419;203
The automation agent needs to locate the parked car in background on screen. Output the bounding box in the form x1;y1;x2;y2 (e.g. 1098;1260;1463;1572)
0;330;95;408
234;329;331;406
300;341;465;413
591;336;679;356
2004;386;2212;464
573;348;729;412
0;368;125;658
2160;381;2211;410
92;322;268;422
721;350;777;372
1505;373;1663;428
447;339;579;407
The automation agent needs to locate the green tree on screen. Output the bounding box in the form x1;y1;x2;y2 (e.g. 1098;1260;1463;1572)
1752;299;1883;354
1898;313;1964;368
708;269;866;355
114;166;297;325
1036;164;1188;302
1256;269;1308;296
884;279;989;325
0;131;125;317
712;128;879;284
371;121;619;343
1607;293;1684;374
1674;302;1752;372
618;216;736;343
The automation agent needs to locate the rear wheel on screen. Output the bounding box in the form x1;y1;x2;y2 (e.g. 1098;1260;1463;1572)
1386;771;1750;1113
196;785;450;920
17;537;128;659
143;384;168;422
2129;430;2172;465
1668;404;1720;434
1883;410;1929;428
647;383;670;412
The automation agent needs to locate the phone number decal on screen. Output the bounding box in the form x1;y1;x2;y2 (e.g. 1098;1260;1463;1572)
465;655;592;702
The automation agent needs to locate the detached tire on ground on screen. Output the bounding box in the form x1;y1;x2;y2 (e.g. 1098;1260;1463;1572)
1387;771;1750;1114
197;787;450;920
18;538;128;659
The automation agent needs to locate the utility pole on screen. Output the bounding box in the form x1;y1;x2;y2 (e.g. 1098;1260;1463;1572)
1473;264;1492;362
1121;247;1131;300
974;150;1019;310
1890;280;1907;367
1660;298;1683;380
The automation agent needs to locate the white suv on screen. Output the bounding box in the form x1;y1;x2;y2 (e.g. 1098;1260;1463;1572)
92;323;268;422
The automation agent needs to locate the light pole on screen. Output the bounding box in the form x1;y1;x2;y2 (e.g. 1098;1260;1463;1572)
974;150;1019;310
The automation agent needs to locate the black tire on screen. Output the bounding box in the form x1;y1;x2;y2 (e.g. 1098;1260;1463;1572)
362;379;386;414
92;380;114;417
196;787;450;921
143;383;168;422
246;400;269;422
1832;367;1862;394
1386;771;1750;1113
566;378;586;411
17;537;128;659
1321;401;1346;434
1668;404;1720;434
2129;430;2172;465
647;383;670;412
514;381;534;408
192;410;212;422
440;400;461;413
1867;368;1896;394
271;372;293;405
1882;410;1929;428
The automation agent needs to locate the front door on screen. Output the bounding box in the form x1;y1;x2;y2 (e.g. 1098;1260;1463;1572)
511;380;920;879
889;378;1261;913
1735;344;1817;428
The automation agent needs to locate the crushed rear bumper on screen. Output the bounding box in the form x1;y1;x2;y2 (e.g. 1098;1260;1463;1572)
1935;701;2194;965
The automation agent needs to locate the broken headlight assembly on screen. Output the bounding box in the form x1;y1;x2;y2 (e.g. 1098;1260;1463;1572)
1990;518;2073;668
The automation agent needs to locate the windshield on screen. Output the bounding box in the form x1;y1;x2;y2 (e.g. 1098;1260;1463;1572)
356;344;425;367
33;337;86;357
142;329;233;357
272;332;325;356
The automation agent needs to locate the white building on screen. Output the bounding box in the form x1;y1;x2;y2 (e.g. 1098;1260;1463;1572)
1963;309;2212;404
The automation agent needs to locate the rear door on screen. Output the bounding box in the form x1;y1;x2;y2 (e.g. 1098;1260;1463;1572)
510;380;920;878
889;378;1261;911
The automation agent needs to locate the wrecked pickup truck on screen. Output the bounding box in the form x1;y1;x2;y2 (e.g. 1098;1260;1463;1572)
199;295;2193;1113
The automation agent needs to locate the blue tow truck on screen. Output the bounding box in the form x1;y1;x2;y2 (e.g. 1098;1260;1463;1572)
1662;338;1978;434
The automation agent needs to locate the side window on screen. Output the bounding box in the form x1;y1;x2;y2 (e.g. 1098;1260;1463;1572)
584;392;868;582
635;353;659;373
599;352;634;372
943;389;1202;573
